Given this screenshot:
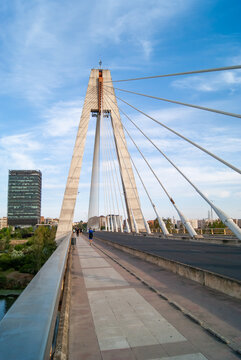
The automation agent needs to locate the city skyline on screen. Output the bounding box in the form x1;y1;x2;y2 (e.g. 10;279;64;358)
0;1;241;222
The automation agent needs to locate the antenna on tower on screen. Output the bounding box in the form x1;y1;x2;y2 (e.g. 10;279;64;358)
99;59;102;69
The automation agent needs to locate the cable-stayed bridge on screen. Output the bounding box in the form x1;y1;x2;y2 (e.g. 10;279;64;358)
0;65;241;360
56;65;241;241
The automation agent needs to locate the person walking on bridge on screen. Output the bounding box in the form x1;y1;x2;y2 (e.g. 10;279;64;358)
88;228;94;245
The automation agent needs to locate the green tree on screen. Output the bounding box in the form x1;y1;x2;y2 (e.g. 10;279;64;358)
163;218;173;232
32;226;56;272
77;221;87;231
208;220;226;228
0;226;13;250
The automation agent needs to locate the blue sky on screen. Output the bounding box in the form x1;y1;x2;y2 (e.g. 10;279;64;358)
0;0;241;222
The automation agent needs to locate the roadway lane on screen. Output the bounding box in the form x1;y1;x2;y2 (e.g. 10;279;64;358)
94;232;241;281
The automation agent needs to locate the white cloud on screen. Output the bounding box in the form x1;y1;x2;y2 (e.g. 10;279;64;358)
203;190;231;199
172;70;241;93
0;133;41;169
0;133;40;150
0;2;82;103
89;1;192;44
6;153;36;169
140;40;153;59
0;0;196;104
179;167;240;186
43;99;83;137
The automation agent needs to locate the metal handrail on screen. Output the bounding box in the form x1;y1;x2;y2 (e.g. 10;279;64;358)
0;232;72;360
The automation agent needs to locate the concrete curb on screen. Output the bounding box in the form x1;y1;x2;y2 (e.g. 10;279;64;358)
94;236;241;300
93;239;241;357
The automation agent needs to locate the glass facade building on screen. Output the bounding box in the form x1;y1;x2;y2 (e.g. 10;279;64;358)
8;170;42;226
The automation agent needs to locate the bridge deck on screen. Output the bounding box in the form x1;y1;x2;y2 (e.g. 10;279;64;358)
94;232;241;281
68;235;239;360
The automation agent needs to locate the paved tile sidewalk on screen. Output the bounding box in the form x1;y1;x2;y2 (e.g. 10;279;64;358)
68;236;239;360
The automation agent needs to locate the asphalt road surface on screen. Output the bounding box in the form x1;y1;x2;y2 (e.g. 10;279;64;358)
94;232;241;281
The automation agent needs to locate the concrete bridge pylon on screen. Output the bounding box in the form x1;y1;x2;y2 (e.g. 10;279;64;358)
56;69;146;238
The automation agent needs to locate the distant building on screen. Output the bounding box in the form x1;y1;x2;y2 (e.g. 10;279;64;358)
106;215;123;230
188;219;198;229
176;219;198;229
197;219;214;229
8;170;42;227
44;217;59;226
45;217;53;225
99;216;106;228
177;219;199;229
0;217;8;229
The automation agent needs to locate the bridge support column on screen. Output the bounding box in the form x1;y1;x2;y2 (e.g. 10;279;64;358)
56;70;100;238
87;113;101;230
56;69;146;239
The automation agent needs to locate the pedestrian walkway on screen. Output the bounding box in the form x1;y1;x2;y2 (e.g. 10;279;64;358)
68;235;238;359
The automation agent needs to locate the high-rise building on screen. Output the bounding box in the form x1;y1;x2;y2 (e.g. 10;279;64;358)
8;170;42;226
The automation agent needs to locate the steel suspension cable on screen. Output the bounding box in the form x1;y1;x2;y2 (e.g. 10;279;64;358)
103;132;116;222
104;93;186;235
100;111;110;230
104;90;241;240
103;85;241;119
103;86;241;175
110;92;230;208
102;115;120;232
122;135;169;235
106;110;169;234
104;113;129;232
104;92;173;200
101;113;113;230
103;115;122;231
103;97;149;233
104;89;204;203
103;65;241;83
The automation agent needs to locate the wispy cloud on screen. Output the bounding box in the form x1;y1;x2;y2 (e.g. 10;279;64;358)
139;40;153;59
172;70;241;93
43;99;83;137
203;189;231;199
0;0;196;104
0;1;84;104
88;1;192;43
0;133;41;168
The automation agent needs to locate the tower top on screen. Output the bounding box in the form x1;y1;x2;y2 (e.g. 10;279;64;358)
99;59;102;69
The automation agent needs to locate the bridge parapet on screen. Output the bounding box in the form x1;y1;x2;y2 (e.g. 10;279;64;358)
0;232;72;360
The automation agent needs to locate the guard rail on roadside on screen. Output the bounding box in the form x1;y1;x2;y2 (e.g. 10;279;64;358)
0;232;72;360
